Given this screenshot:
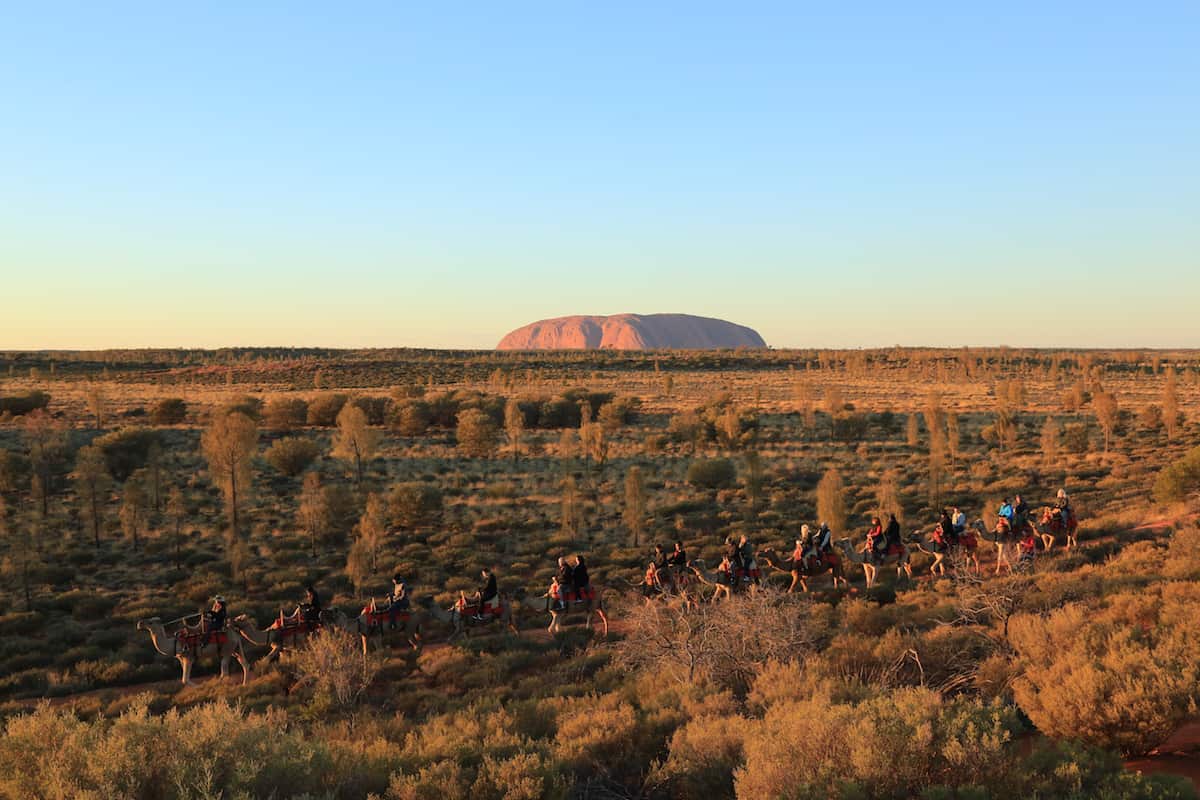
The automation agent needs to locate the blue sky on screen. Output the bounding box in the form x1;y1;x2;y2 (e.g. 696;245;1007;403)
2;3;1198;349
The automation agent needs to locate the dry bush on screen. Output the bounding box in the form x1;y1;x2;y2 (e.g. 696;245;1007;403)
1009;597;1200;755
648;713;744;799
265;436;320;477
149;397;187;425
291;628;383;710
615;590;824;695
686;458;736;491
263;396;308;430
307;392;348;426
456;408;499;457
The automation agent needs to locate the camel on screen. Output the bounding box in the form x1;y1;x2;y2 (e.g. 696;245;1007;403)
832;537;911;589
321;600;425;656
685;560;733;602
909;525;981;578
545;586;609;636
1035;506;1077;552
230;610;332;663
421;593;519;641
136;617;252;686
757;546;848;593
975;520;1023;575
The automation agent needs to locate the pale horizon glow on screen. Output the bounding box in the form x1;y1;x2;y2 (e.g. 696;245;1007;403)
2;4;1198;351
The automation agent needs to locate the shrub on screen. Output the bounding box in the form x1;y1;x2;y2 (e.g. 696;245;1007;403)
389;483;444;529
219;395;263;421
686;458;737;490
1062;422;1090;454
307;392;348;426
390;399;431;436
149;398;187;425
0;391;50;416
263;397;308;430
457;408;499;457
291;627;382;710
92;427;162;482
1009;598;1200;756
353;395;389;425
264;437;320;477
1154;446;1200;505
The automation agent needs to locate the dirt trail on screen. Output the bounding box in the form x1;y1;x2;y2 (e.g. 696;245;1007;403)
1125;720;1200;791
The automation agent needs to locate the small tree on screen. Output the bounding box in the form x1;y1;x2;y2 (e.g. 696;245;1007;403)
560;474;583;540
816;468;848;534
1093;392;1119;453
793;381;815;432
298;471;329;557
332;403;378;485
504;398;525;462
456;408;499;458
119;470;149;550
85;383;107;429
166;486;187;569
906;414;920;448
946;414;961;466
743;450;764;511
876;469;903;524
356;492;387;574
1040;418;1060;466
72;445;111;547
1163;369;1181;441
24;411;68;518
623;465;647;546
201;411;257;538
668;411;704;455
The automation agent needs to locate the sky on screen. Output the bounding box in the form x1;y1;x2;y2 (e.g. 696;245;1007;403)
2;3;1198;350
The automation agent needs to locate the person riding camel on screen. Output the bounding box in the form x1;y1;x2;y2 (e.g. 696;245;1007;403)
738;535;757;583
572;555;591;603
716;554;735;588
387;574;410;628
816;522;832;557
555;557;574;609
790;527;810;569
939;510;957;545
1055;488;1073;527
724;536;743;577
470;568;499;620
998;498;1014;526
1013;494;1030;530
951;507;966;535
864;516;885;564
885;514;901;551
200;596;228;647
642;560;662;598
995;515;1012;538
1019;526;1037;565
298;585;322;628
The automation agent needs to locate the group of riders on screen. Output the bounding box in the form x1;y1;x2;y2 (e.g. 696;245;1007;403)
178;488;1078;645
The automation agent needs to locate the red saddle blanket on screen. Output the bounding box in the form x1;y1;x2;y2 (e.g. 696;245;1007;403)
456;600;502;618
361;606;410;627
175;630;227;648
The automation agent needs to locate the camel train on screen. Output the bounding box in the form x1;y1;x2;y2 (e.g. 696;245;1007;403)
139;497;1079;683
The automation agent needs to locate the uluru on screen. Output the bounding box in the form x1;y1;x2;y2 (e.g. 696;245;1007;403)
496;313;767;350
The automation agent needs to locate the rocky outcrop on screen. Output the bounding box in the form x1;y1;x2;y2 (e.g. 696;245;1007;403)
496;314;766;350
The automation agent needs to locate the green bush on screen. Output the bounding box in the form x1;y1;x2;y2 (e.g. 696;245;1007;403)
149;398;187;425
687;458;737;490
1154;446;1200;505
307;393;348;426
92;427;162;482
264;437;321;477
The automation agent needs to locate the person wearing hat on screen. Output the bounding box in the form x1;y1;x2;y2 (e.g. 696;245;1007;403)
201;596;228;646
388;574;410;628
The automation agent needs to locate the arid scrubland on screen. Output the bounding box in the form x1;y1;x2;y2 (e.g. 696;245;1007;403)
1;347;1200;799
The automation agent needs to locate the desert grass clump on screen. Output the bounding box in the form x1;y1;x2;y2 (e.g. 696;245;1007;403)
265;436;320;477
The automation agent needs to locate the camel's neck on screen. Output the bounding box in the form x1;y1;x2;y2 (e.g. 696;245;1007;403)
233;620;270;646
143;624;175;657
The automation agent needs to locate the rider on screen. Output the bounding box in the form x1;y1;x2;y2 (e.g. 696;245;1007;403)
1012;494;1030;530
724;536;743;577
298;585;322;628
1055;488;1073;527
1019;525;1037;565
885;514;902;551
939;510;957;545
864;516;885;563
667;541;688;569
951;507;966;535
387;574;410;628
738;535;757;583
642;560;662;597
200;596;228;646
816;522;832;558
472;568;499;620
572;555;591;603
555;557;574;608
998;498;1014;526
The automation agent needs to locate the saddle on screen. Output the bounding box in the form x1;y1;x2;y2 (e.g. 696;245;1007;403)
361;604;408;628
175;629;226;654
457;599;502;619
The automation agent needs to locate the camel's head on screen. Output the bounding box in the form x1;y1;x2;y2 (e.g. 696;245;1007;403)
135;617;160;631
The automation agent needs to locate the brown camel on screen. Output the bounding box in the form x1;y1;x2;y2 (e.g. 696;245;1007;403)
757;546;848;593
137;617;251;686
976;519;1023;575
421;593;519;641
322;601;425;655
546;586;609;636
1035;506;1078;552
686;559;733;602
909;525;981;577
231;612;328;663
832;537;911;589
